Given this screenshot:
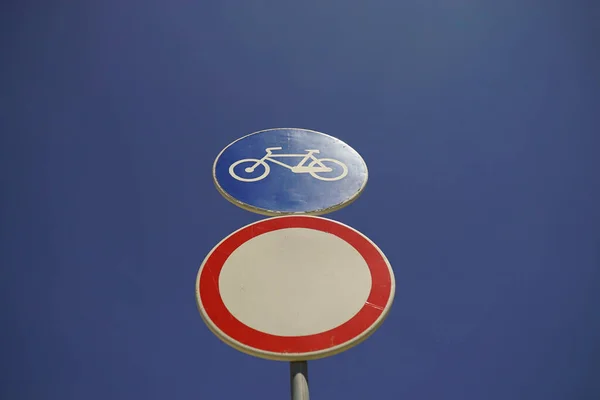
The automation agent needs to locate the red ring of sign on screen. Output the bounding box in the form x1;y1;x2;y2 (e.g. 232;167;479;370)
199;216;392;354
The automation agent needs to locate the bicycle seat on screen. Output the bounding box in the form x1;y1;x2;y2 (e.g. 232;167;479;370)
304;149;320;153
265;147;283;151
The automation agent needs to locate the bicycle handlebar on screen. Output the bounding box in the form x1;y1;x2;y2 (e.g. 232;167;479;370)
266;147;283;151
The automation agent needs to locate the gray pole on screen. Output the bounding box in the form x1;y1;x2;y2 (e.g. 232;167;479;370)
290;361;309;400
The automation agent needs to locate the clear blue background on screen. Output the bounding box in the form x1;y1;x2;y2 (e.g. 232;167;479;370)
2;1;599;399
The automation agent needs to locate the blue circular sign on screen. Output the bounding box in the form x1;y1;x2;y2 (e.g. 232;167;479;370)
213;128;368;215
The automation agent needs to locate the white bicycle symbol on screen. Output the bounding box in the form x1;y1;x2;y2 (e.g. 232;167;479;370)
229;147;348;182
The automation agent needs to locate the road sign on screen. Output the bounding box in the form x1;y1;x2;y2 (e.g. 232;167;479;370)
195;215;395;361
213;128;368;216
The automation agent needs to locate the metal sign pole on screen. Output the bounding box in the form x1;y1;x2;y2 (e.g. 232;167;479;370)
290;361;309;400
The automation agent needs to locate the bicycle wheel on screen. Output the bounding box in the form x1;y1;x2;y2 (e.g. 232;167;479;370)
309;158;348;181
229;159;270;182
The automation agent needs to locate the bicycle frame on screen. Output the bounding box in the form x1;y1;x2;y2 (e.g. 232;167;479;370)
256;148;332;172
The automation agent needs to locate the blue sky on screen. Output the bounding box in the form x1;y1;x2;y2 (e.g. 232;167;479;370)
1;1;599;399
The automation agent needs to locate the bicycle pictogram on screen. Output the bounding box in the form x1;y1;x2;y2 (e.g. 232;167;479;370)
229;147;348;182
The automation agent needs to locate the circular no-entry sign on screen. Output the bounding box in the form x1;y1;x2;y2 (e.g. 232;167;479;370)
195;216;395;361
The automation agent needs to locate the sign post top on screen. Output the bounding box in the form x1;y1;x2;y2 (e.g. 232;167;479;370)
196;215;395;361
213;128;368;216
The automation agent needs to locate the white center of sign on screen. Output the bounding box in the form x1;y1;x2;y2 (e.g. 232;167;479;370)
219;228;372;336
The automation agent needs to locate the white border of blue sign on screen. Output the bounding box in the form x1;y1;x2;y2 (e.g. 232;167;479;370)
212;128;369;216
